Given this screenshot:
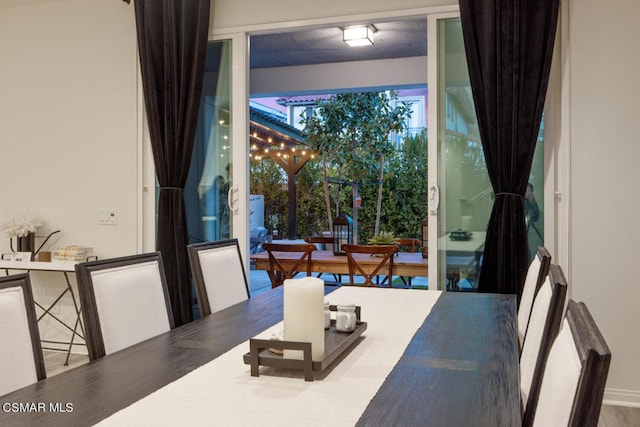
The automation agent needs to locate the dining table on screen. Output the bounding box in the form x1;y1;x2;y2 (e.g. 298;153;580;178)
0;285;518;427
251;249;429;278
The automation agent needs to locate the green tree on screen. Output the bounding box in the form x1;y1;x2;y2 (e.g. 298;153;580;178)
302;91;410;243
249;158;287;237
359;130;427;241
294;157;330;237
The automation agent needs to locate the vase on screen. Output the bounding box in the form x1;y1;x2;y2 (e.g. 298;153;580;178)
16;232;36;258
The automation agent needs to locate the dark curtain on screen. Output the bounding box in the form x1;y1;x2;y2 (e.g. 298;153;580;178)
459;0;559;298
134;0;211;326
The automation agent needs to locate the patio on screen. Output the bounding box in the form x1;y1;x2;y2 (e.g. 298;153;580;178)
247;263;429;297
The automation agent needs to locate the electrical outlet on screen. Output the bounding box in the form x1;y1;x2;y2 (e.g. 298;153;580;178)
98;209;118;225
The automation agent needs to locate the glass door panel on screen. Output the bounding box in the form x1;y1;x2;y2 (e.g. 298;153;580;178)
430;17;545;290
185;39;233;244
434;17;490;291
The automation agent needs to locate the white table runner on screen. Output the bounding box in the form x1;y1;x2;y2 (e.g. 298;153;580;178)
98;287;441;427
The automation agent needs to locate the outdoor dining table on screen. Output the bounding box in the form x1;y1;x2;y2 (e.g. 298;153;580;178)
251;249;429;278
0;285;518;427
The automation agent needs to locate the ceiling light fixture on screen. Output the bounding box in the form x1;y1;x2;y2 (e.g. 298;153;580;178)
343;25;377;47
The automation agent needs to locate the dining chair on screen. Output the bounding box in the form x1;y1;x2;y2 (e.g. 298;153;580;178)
395;238;420;285
187;238;250;317
0;273;46;396
520;264;568;421
524;300;611;427
304;236;341;284
518;246;552;348
303;235;334;250
262;243;317;288
75;252;175;360
395;238;420;253
343;244;399;287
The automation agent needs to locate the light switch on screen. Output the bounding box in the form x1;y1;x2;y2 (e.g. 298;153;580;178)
98;209;118;225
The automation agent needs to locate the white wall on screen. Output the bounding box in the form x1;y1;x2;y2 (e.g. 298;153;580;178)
568;0;640;405
0;0;138;349
251;57;427;96
0;0;138;258
211;0;455;31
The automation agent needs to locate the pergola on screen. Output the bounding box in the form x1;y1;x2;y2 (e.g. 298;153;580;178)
249;107;314;239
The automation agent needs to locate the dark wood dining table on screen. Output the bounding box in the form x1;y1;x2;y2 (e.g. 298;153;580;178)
0;286;518;426
251;249;429;277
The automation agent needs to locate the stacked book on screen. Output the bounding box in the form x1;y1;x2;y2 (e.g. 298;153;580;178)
53;246;94;262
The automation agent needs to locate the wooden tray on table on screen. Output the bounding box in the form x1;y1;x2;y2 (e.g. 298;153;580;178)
243;305;367;381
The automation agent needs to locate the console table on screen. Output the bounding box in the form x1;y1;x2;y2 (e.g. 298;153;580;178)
0;260;85;365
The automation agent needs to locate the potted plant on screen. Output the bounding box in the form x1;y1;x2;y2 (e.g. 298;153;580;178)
2;209;42;255
367;230;399;246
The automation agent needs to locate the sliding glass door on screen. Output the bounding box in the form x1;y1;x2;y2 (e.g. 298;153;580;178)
428;15;489;291
183;35;250;253
428;15;545;291
185;40;233;244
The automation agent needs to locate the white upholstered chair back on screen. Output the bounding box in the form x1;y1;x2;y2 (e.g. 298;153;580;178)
520;264;568;422
0;273;46;396
529;300;611;427
188;239;249;317
75;252;174;360
518;246;552;347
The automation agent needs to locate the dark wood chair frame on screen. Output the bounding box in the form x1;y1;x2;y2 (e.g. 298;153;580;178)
522;263;568;424
75;252;175;360
343;244;399;287
304;236;341;284
262;243;317;288
0;273;46;383
523;299;611;427
395;238;420;253
187;238;250;317
521;246;552;309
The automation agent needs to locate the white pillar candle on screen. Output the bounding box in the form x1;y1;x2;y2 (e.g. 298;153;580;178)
283;277;325;361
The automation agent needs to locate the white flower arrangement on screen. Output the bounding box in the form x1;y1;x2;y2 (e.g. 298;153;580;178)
2;209;43;238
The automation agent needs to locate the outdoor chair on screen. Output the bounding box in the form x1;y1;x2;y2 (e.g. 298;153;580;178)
187;238;250;317
518;246;552;348
343;244;399;287
524;300;611;426
75;252;174;360
0;273;46;396
520;264;568;421
395;238;420;285
304;236;341;284
262;243;317;288
395;238;420;253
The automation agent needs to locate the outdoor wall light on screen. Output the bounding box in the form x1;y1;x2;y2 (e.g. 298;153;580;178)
342;25;376;47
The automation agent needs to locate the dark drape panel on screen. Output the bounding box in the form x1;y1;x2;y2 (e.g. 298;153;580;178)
134;0;211;326
459;0;559;298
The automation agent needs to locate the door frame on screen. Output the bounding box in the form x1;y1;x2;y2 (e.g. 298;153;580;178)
427;11;461;290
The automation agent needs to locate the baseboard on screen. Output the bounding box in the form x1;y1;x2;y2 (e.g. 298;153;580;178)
603;388;640;408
